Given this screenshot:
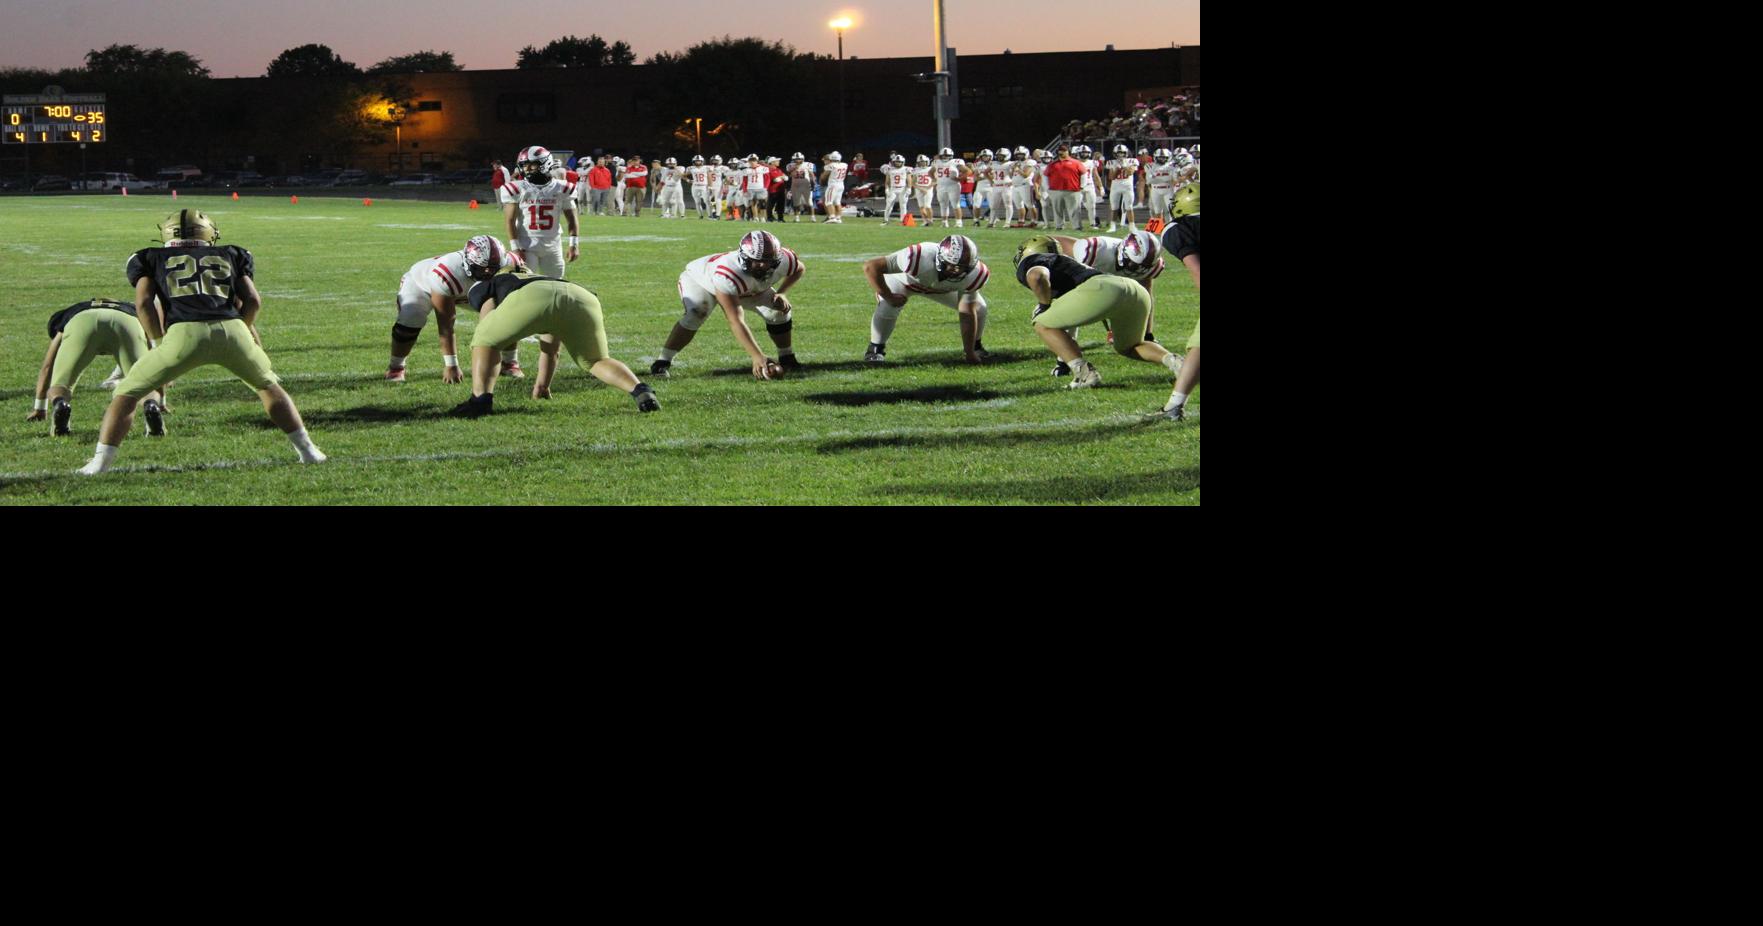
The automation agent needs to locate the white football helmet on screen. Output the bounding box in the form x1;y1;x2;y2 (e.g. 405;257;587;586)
1014;146;1030;157
737;230;784;281
711;155;723;165
692;155;705;165
1173;149;1194;168
665;156;678;167
1118;231;1162;274
938;147;954;158
996;149;1011;162
792;151;805;161
917;154;931;165
828;151;843;162
517;146;554;182
890;154;906;165
1154;148;1172;164
935;235;977;281
1137;147;1151;158
462;235;506;282
1113;144;1130;156
612;156;625;167
979;149;994;160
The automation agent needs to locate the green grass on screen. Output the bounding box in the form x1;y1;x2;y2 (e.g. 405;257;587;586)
0;194;1198;504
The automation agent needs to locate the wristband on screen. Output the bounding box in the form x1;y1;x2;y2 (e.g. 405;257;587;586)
443;354;459;368
568;236;579;248
34;398;48;412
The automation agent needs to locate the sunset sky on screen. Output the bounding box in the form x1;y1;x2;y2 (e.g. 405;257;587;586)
0;0;1200;78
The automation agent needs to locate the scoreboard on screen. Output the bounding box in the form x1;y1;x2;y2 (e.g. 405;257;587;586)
3;94;107;145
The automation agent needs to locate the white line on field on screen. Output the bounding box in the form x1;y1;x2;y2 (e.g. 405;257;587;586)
1;414;1162;482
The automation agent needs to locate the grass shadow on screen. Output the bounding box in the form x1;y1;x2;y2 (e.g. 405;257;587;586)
804;384;1006;407
879;466;1201;503
816;416;1161;454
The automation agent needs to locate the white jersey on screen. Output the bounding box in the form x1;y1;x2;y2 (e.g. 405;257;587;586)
1146;162;1181;189
1078;159;1099;194
1106;158;1140;187
824;162;849;184
933;158;966;186
913;167;935;193
658;167;684;188
500;176;578;247
689;165;712;187
402;250;516;301
686;247;803;300
1012;162;1035;188
884;242;992;297
882;164;912;190
1069;236;1165;284
792;161;817;183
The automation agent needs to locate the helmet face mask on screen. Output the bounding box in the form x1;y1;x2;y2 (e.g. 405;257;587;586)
1013;235;1060;267
159;209;218;245
463;235;504;281
935;235;977;281
738;230;781;281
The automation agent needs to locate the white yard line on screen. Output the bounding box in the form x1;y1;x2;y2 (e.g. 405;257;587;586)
2;414;1155;481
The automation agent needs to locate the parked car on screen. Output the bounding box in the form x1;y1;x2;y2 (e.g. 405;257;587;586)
437;169;483;185
154;164;203;185
389;173;442;187
0;176;27;191
333;170;371;186
211;170;267;188
33;175;73;191
80;172;156;191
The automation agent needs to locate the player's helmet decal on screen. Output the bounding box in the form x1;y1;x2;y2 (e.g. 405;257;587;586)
159;209;218;244
737;230;783;281
935;235;977;281
463;235;505;281
1013;235;1060;267
1119;231;1162;273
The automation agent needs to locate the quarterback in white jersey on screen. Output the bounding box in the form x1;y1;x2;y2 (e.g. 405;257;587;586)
688;156;715;218
878;155;913;224
821;152;849;223
498;146;580;279
387;235;523;383
651;230;808;380
862;235;992;364
1144;150;1182;220
1105;144;1140;232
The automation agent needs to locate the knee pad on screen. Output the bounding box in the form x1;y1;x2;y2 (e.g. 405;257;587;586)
679;301;713;331
392;323;422;346
765;318;793;337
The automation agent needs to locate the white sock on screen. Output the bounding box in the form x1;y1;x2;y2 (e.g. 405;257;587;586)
659;348;679;362
1161;353;1182;374
1167;390;1188;409
389;355;408;369
288;428;327;463
79;443;119;475
501;349;518;364
871;300;902;345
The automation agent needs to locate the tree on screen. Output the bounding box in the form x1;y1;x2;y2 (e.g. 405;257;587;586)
642;37;823;153
85;44;209;78
265;44;361;81
368;51;462;74
517;34;635;68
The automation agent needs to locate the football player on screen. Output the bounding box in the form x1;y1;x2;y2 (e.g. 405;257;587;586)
498;146;580;280
709;154;730;219
1014;235;1181;392
1173;147;1200;185
1105;144;1139;233
1077;145;1102;229
989;149;1015;228
972;149;995;225
789;152;817;221
1042;229;1168;376
77;210;326;474
1011;146;1038;227
821;151;849;223
28;297;163;437
656;156;687;218
1144;149;1182;220
912;155;937;225
879;154;913;224
387;235;523;383
931;146;967;228
650;230;807;380
689;155;715;218
861;235;992;365
1160;183;1200;421
448;270;658;418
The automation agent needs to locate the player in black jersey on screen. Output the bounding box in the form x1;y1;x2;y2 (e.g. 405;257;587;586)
1014;236;1184;392
1159;183;1200;420
28;298;161;437
76;209;327;474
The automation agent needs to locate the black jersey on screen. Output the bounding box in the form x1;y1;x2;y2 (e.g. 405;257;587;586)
47;298;136;339
126;244;256;326
1016;253;1102;299
467;271;566;312
1162;215;1200;262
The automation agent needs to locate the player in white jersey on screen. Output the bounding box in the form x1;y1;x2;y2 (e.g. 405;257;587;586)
861;235;992;364
386;235;522;382
789;153;818;221
1105;144;1140;232
656;157;687;218
1172;148;1199;186
971;150;995;225
688;155;714;218
820;151;849;223
930;147;967;228
709;155;733;218
1076;145;1101;229
988;150;1015;227
1144;149;1181;220
1034;150;1052;220
498;146;580;281
650;230;807;380
878;154;913;224
1011;148;1038;227
611;157;627;216
912;155;936;225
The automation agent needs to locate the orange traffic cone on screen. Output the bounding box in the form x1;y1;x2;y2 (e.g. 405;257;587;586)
231;191;240;201
120;187;127;197
171;189;178;200
363;198;373;207
469;199;479;210
290;195;299;204
903;212;917;227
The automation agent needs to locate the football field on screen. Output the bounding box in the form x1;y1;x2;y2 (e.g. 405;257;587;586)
0;194;1199;505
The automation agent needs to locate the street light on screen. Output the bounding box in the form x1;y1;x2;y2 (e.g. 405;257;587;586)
829;16;854;154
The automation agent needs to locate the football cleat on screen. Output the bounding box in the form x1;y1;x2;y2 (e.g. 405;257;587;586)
449;395;494;418
650;358;672;377
52;399;72;436
632;383;661;413
1051;360;1071;377
1163;403;1186;422
386;366;407;382
865;343;887;363
1067;360;1102;389
143;399;166;437
501;361;525;378
777;353;804;372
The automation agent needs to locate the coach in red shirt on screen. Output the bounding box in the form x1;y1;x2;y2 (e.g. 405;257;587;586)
765;159;789;222
586;158;613;216
1044;145;1085;231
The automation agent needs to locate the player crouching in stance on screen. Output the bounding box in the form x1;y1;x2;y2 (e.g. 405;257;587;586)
862;235;991;364
449;270;658;418
387;235;521;383
650;231;805;381
28;297;164;437
1161;183;1200;421
1015;235;1182;391
77;209;325;474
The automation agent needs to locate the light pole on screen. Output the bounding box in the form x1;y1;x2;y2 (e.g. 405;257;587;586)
829;16;853;154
